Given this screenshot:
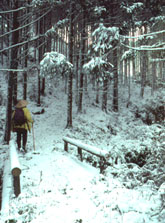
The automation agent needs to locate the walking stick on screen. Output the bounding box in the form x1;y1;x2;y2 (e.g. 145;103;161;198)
32;122;35;151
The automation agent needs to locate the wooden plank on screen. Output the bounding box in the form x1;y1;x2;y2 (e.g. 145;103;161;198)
63;136;107;158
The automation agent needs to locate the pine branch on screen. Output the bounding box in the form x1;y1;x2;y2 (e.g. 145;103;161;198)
120;29;165;39
0;8;52;39
0;6;26;14
0;35;45;53
121;42;165;51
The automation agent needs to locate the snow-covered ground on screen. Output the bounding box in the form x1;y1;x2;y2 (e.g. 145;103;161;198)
0;75;164;222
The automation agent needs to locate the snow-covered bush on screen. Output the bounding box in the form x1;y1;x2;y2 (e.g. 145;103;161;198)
134;90;165;125
125;147;151;167
40;51;73;78
83;57;113;83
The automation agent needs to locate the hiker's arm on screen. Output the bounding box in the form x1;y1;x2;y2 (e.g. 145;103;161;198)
24;108;33;123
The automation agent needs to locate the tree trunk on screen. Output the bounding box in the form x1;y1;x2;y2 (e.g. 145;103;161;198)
140;26;148;98
151;61;156;95
1;16;4;65
124;59;127;85
4;1;20;143
23;40;28;100
132;29;136;81
12;1;20;105
113;45;118;112
75;55;79;105
77;6;86;113
102;77;108;112
96;77;99;104
66;2;74;128
41;11;52;96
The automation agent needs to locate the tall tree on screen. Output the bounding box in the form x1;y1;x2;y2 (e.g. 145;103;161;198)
77;3;86;113
66;1;74;128
4;1;20;143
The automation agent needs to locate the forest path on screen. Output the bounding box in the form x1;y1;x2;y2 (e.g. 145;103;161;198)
18;142;104;222
12;95;161;223
28;93;68;152
17;95;110;222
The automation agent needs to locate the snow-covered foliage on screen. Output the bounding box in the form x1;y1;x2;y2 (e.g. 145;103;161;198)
46;19;69;38
121;49;136;60
0;76;165;222
40;51;73;78
133;90;165;125
150;16;165;24
92;23;119;53
93;6;106;16
83;57;113;81
32;0;64;7
120;2;143;14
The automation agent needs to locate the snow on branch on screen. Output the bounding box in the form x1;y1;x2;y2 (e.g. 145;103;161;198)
83;57;113;81
40;51;73;77
0;68;26;72
46;18;69;37
120;2;143;14
119;29;165;40
150;58;165;62
121;49;136;61
0;8;51;39
0;7;27;14
121;42;165;51
83;57;113;72
0;35;44;53
92;23;119;53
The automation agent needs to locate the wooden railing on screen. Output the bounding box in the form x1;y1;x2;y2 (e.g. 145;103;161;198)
9;140;21;197
63;136;108;173
1;140;21;220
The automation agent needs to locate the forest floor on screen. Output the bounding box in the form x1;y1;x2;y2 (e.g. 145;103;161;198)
0;78;165;223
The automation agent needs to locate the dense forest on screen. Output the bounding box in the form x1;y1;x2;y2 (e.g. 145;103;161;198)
0;0;164;142
0;0;165;222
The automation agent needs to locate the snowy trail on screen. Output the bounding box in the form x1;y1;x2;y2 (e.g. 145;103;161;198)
18;149;103;223
17;96;104;222
7;97;162;223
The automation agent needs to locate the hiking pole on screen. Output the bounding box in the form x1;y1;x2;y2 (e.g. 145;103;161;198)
32;122;35;151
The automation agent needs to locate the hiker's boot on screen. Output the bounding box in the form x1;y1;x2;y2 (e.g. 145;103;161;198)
23;147;27;154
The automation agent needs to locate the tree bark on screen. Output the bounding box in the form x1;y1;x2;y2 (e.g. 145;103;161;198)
4;1;20;143
77;6;86;113
66;2;74;128
12;1;20;105
102;77;108;112
113;44;118;112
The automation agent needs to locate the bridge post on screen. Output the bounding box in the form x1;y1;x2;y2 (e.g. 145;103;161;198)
78;147;83;161
9;140;21;197
64;141;68;152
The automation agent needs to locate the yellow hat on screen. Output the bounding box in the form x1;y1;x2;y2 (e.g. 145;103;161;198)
15;100;28;108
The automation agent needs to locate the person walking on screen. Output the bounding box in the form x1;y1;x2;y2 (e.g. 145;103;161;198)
11;100;34;153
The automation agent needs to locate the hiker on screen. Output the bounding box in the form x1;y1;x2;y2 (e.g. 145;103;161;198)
11;100;34;153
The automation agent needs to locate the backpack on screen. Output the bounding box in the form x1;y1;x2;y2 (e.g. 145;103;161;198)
13;108;26;126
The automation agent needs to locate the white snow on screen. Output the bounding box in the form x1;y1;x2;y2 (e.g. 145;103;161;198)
0;77;164;223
